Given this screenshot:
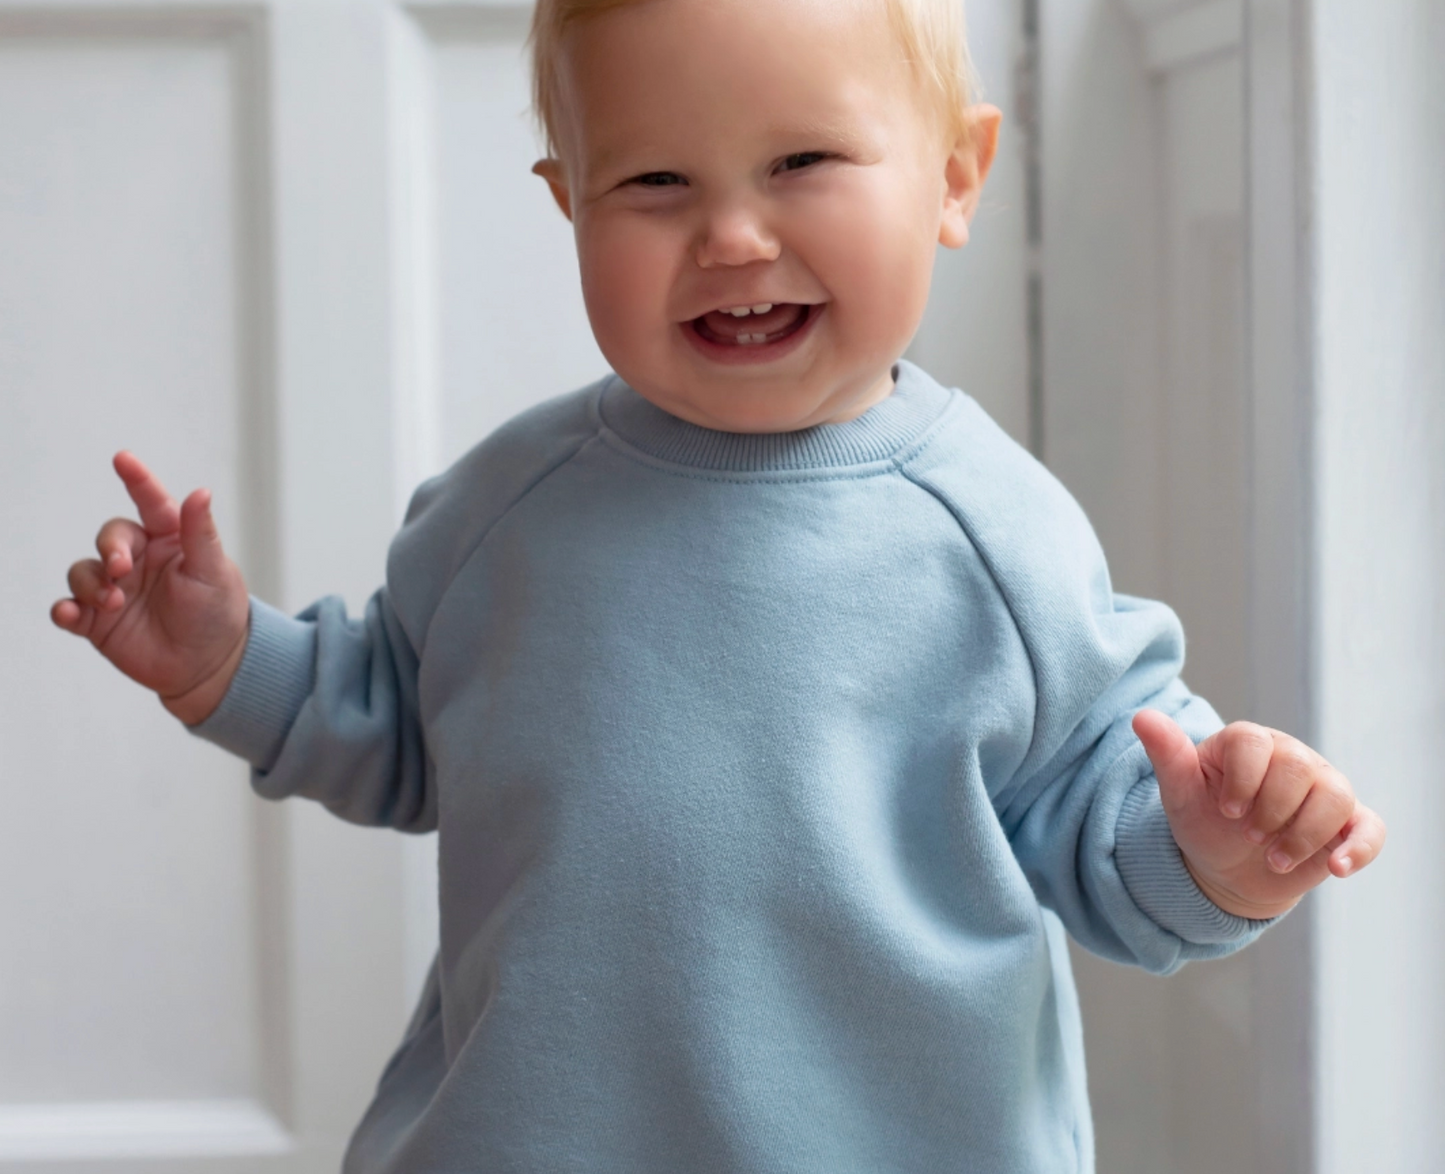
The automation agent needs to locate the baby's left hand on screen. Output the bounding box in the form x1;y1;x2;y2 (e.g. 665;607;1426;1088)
1133;710;1386;920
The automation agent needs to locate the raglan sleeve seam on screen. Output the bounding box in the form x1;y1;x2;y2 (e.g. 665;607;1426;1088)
402;429;605;665
893;458;1045;786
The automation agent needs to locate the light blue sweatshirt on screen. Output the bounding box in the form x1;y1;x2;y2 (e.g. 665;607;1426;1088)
196;361;1269;1173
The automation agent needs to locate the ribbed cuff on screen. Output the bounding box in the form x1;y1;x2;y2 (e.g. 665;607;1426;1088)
188;596;317;772
1115;779;1277;944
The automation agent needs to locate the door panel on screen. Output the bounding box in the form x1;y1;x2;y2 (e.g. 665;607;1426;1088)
0;10;295;1167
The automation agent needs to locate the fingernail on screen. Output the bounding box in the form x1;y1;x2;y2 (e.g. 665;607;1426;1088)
1268;849;1292;872
1223;802;1245;818
1245;827;1267;845
107;553;123;573
1338;856;1353;875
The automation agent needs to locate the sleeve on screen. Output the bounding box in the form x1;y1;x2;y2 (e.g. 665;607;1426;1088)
184;382;608;836
995;593;1277;974
903;395;1279;975
189;586;435;834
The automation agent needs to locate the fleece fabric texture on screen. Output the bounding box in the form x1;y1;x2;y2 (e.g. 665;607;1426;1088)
195;361;1270;1174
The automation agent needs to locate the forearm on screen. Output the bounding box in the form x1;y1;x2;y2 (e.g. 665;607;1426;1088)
188;593;435;833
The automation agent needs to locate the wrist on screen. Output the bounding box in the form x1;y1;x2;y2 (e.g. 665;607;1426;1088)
161;624;250;727
1181;853;1300;921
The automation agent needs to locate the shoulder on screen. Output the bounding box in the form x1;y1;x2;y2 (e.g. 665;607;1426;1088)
897;370;1112;617
385;375;609;644
897;366;1182;677
401;378;605;533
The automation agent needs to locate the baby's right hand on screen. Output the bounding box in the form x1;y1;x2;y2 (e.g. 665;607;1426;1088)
51;452;251;726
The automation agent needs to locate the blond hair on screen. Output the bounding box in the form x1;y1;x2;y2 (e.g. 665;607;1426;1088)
528;0;979;159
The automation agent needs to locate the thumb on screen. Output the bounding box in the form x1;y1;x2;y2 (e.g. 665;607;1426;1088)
178;488;227;581
1133;709;1203;815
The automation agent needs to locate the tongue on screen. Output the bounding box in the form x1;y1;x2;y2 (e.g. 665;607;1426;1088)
701;303;805;343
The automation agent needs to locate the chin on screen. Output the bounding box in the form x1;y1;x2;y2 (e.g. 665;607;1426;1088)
666;381;829;434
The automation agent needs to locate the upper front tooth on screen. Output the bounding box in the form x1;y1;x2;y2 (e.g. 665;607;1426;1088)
727;307;751;317
751;303;773;314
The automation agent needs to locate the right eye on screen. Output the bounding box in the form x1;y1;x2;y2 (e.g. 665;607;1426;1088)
627;172;686;188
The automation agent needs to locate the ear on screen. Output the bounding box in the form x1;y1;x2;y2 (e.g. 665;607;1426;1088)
532;158;574;222
938;104;1002;250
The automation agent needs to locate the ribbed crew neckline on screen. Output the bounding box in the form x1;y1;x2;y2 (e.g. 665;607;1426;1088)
597;360;952;473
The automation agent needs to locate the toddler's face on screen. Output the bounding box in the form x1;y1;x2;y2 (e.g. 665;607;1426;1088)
536;0;998;433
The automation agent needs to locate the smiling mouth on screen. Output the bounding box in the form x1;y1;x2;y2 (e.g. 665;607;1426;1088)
691;303;815;347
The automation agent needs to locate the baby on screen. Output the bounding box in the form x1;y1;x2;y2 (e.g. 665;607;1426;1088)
54;0;1385;1169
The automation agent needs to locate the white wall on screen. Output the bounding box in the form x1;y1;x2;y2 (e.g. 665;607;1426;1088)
1311;2;1445;1170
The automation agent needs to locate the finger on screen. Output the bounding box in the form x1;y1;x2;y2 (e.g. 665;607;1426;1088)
1243;737;1322;845
1262;765;1355;872
51;598;99;639
113;450;181;535
1203;722;1274;818
1133;709;1202;814
178;488;225;580
51;597;83;630
1329;804;1387;878
67;558;124;611
95;517;149;578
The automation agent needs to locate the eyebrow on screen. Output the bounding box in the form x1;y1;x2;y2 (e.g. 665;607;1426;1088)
765;113;865;142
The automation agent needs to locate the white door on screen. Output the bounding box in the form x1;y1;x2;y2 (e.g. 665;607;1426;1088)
0;2;1027;1169
0;0;606;1168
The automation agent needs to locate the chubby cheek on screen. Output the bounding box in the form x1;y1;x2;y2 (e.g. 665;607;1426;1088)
793;180;935;355
575;215;679;375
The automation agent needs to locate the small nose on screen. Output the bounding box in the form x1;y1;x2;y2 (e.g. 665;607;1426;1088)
694;201;781;269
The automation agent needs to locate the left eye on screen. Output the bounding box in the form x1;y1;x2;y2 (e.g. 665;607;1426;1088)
628;172;685;187
778;152;830;173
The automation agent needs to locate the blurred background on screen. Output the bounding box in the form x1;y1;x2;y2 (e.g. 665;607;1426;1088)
1;0;1440;1170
